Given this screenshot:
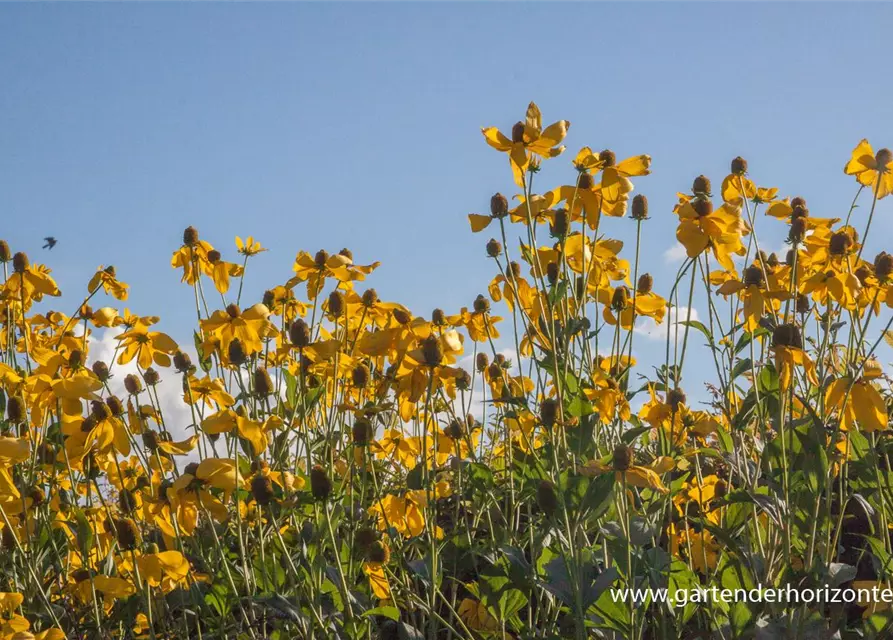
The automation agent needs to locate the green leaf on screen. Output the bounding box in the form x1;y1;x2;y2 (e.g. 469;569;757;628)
679;320;714;346
193;330;212;372
363;606;400;621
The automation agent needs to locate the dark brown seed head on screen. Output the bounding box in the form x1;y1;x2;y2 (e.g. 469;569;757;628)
0;241;9;263
455;368;472;391
536;480;559;517
143;368;160;386
228;339;248;366
119;489;138;514
876;148;893;168
142;430;160;452
550;209;569;237
352;417;374;445
12;252;29;274
767;253;779;268
91;400;112;421
599;149;616;167
511;122;526;143
37;441;56;465
788;216;807;244
225;303;241;319
431;308;447;326
796;294;811;315
421;334;444;367
487;362;502;380
362;289;379;307
173;350;193;373
445;418;465;439
856;264;873;286
546;261;560;286
339;248;353;261
508;261;522;279
351;363;370;388
314;249;329;267
829;231;853;256
114;518;140;550
876;252;893;281
692;175;712;197
631;194;649;220
207;250;221;264
540;398;558;427
106;395;124;417
476;353;489;372
772;323;803;349
183;226;199;246
578;172;594;190
124;374;142;395
328;290;345;316
354;527;378;555
490;193;509;218
667;388;687;410
6;396;25;424
611;286;630;311
67;349;83;370
310;465;332;501
254;367;274;396
743;265;764;288
367;540;390;564
486;238;503;258
392;308;412;325
289;319;311;348
730;156;748;176
790;196;806;209
79;304;94;320
714;479;728;500
92;360;110;381
693;199;713;217
613;443;632;472
637;273;653;294
251;474;275;506
473;294;490;314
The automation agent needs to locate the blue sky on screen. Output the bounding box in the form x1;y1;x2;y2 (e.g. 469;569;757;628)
2;3;892;395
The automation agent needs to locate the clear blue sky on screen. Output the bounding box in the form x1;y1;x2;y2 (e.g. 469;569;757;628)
2;3;892;385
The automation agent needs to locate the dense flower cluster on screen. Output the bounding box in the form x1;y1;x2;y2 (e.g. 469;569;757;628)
0;103;892;639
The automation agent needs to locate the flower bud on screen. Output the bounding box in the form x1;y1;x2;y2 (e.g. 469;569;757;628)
486;238;503;258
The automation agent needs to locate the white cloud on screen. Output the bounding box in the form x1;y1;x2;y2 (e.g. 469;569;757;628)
635;306;700;342
87;328;195;442
663;244;687;264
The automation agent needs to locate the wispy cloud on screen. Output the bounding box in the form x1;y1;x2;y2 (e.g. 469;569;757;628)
635;306;700;342
663;244;687;264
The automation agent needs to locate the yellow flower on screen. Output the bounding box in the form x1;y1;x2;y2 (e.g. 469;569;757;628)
482;101;569;187
235;235;267;256
825;374;888;432
87;265;129;300
845;139;893;199
674;197;745;271
116;324;179;368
